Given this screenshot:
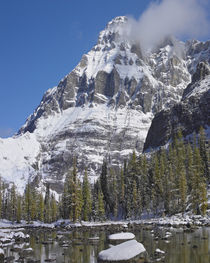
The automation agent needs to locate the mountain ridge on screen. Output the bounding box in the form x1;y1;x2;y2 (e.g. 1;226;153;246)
0;16;209;194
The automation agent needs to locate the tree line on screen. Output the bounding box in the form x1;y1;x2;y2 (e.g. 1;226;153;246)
0;128;209;223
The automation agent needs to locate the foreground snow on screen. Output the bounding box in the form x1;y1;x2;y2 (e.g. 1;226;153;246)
98;240;146;261
108;232;135;240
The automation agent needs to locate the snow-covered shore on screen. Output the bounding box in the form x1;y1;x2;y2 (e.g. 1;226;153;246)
0;212;209;230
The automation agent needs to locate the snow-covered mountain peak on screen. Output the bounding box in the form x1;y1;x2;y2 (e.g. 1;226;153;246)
96;16;128;49
106;16;128;27
1;16;209;194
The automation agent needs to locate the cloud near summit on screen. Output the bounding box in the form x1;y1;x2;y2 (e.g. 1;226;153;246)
124;0;210;51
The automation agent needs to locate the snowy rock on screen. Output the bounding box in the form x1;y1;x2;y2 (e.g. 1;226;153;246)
108;232;135;241
98;239;146;262
155;248;165;254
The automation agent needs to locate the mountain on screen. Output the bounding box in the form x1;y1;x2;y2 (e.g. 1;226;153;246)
0;16;209;194
143;61;210;152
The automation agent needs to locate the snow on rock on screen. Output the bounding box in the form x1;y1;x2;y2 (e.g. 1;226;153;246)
98;240;146;262
0;132;40;194
108;232;135;240
184;75;210;99
155;248;165;254
0;229;29;243
164;232;172;239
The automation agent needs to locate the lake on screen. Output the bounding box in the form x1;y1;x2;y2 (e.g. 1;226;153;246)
3;226;210;263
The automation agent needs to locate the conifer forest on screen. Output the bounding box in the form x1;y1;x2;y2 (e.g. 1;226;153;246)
0;128;209;223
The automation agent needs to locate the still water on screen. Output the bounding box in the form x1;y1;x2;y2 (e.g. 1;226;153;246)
4;226;210;263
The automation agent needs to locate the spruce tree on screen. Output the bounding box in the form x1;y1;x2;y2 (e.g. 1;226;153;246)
70;158;83;222
112;172;118;219
31;189;37;221
119;167;125;206
82;169;92;221
192;146;205;214
100;160;109;213
10;183;17;222
25;181;31;223
61;180;69;219
38;193;44;222
186;143;194;191
152;153;163;214
198;127;209;182
200;182;208;216
50;194;57;222
132;180;138;218
44;183;51;223
97;189;105;221
140;155;149;213
92;180;100;220
16;195;22;223
179;169;187;212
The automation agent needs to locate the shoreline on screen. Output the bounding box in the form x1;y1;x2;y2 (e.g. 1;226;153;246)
0;213;209;230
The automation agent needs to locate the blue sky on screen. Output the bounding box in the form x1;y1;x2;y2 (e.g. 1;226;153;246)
0;0;209;137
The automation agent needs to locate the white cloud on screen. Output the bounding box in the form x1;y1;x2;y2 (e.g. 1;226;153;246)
124;0;210;51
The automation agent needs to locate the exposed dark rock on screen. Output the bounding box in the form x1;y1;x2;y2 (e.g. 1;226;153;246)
143;63;210;151
183;61;210;98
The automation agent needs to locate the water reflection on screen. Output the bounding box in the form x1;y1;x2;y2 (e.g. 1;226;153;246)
4;226;210;263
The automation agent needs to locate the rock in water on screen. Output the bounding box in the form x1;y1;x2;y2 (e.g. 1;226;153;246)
108;232;135;241
97;239;146;262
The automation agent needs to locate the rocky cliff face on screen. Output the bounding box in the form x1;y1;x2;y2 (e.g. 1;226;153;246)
143;61;210;152
0;16;209;193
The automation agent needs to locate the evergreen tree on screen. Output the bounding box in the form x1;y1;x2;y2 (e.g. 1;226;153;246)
44;183;51;223
140;155;149;213
186;143;194;191
100;160;109;213
199;127;209;182
131;180;138;218
152;153;163;214
25;181;32;223
112;172;118;219
200;182;208;216
175;130;188;212
179;169;187;212
164;162;173;215
92;180;100;220
82;169;92;221
31;189;37;221
119;167;125;203
61;180;69;219
10;183;17;222
192;146;204;214
50;194;57;222
70;158;83;222
97;188;105;221
38;193;44;222
16;195;22;223
122;160;127;218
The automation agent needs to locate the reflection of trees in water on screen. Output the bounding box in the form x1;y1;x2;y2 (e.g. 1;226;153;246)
24;227;210;263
